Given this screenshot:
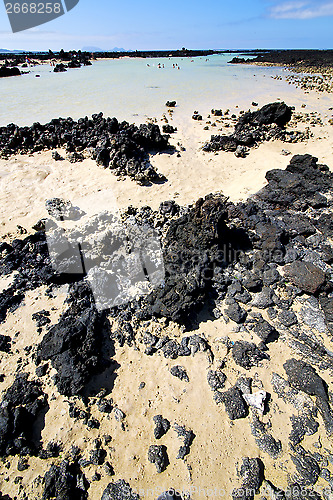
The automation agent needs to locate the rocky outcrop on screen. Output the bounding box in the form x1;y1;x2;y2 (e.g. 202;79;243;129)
0;66;20;78
0;373;48;456
203;102;309;157
0;114;169;185
37;282;108;397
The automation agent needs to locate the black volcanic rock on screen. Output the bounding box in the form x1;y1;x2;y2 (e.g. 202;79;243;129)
0;334;11;353
257;154;333;208
203;102;295;155
42;459;88;499
148;445;169;473
232;341;267;369
101;480;140;500
153;415;170;439
37;282;108;397
247;102;292;127
53;63;67;73
207;369;226;391
283;261;326;294
170;365;189;382
174;424;195;459
0;66;20;78
283;359;328;400
0;372;48;456
0;114;169;185
232;457;264;500
215;387;247;420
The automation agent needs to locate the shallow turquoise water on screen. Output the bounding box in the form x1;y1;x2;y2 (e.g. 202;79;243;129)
0;53;330;127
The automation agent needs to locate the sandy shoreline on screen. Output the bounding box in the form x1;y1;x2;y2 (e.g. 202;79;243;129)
1;65;333;500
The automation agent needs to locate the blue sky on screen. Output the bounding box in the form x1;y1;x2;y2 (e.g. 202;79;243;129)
0;0;332;51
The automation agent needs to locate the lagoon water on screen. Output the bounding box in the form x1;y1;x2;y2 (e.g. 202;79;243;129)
0;53;330;128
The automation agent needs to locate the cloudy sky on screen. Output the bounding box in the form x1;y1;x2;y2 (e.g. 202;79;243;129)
0;0;332;51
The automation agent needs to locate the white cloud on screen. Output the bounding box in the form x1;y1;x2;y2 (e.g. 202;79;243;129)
270;1;333;18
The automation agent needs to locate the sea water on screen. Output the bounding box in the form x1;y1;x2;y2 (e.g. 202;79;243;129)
0;53;330;128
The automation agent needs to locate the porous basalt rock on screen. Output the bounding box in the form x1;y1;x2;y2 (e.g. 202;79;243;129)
0;114;169;185
37;282;108;397
101;480;140;500
232;457;264;500
0;372;48;456
42;459;89;499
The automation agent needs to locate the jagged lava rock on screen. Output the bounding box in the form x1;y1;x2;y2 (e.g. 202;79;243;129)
101;480;140;500
42;459;88;500
232;457;264;500
37;282;108;397
148;445;169;473
283;261;325;294
215;387;247;420
0;372;48;456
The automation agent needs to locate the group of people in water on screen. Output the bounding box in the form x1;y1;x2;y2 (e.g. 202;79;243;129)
147;62;181;69
146;57;209;70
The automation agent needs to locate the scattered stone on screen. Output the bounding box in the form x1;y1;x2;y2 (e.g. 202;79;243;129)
0;372;48;456
250;412;282;458
148;445;169;473
291;447;320;486
170;366;189;382
243;391;267;413
232;457;264;500
52;151;64;160
232;341;267;369
101;480;139;500
277;310;298;327
153;415;170;440
207;370;227;391
216;387;248;420
42;459;88;499
114;408;126;422
0;335;11;353
173;424;195;459
225;303;247;323
283;261;326;294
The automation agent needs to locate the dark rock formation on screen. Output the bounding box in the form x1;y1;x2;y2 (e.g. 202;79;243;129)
0;373;48;456
0;334;11;353
203;102;301;156
170;366;189;382
53;63;67;73
148;445;169;473
207;370;226;391
42;459;88;499
232;342;267;369
256;154;333;209
174;424;195;459
101;480;140;500
290;447;320;486
0;114;169;185
37;282;108;397
215;387;248;420
250;412;282;459
0;66;20;78
283;262;326;294
232;457;264;500
153;415;170;439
